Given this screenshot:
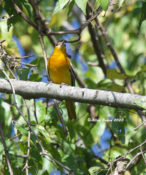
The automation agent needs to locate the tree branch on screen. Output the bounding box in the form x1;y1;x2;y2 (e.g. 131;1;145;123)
48;6;102;36
0;79;145;110
86;5;106;75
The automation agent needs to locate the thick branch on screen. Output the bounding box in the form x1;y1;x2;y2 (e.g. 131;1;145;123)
0;79;145;110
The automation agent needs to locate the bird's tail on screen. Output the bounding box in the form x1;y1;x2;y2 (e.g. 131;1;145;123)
65;100;76;120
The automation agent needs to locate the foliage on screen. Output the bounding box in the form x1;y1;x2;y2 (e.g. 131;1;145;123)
0;0;146;175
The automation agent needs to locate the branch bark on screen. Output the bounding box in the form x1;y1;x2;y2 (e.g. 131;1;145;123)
0;79;145;110
86;5;106;75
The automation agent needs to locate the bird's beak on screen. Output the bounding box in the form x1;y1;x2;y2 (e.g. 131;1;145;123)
56;40;65;48
60;40;65;46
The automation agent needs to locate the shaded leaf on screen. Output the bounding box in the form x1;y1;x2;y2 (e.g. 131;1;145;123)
29;73;42;81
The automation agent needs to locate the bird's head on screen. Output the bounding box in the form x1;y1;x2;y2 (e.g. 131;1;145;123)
56;40;66;52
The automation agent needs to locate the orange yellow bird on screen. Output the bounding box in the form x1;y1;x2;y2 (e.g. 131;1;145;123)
48;40;76;120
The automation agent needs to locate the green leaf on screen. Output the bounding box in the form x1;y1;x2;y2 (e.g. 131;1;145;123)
78;121;106;147
140;64;146;71
16;68;30;80
31;57;45;75
4;0;24;30
89;166;106;175
53;0;70;15
23;1;33;17
29;73;42;81
15;125;28;135
0;19;13;42
139;2;146;29
68;0;75;15
94;0;100;9
35;101;47;123
106;69;132;80
134;98;146;109
97;79;124;92
119;0;125;7
98;0;109;11
112;110;128;144
37;125;51;141
85;67;104;84
75;0;88;14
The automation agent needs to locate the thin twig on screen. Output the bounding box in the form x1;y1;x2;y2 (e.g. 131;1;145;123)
22;100;31;174
48;6;102;36
54;100;68;136
33;99;38;124
28;0;49;78
125;150;146;170
1;70;73;173
140;146;146;164
106;140;146;174
10;0;37;29
86;5;106;75
87;62;99;66
40;150;74;174
94;155;108;165
71;64;87;88
10;0;56;45
95;17;125;74
134;120;146;131
10;0;102;44
20;62;37;67
95;16;135;95
90;4;145;124
22;130;31;174
0;122;14;175
1;69;17;106
9;133;21;141
112;140;146;164
28;0;56;45
4;63;16;79
0;39;6;44
9;153;28;158
38;34;49;78
1;69;44;151
0;43;16;79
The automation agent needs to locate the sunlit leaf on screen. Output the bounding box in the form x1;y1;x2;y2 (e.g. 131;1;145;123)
75;0;88;14
139;2;146;29
134;98;146;109
89;166;106;175
53;0;70;15
97;0;109;11
106;69;132;80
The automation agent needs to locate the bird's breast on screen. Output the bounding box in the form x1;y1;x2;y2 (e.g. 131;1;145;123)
48;54;71;85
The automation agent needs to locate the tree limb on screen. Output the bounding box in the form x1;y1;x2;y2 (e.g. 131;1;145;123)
86;5;106;75
0;79;145;110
